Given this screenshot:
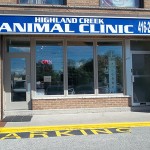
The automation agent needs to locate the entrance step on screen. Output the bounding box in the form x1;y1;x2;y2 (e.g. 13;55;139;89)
3;106;150;118
3;107;131;117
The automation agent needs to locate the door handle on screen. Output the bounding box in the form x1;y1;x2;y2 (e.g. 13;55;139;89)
132;76;135;83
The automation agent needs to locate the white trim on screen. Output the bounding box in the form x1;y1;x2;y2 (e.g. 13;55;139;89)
32;94;128;100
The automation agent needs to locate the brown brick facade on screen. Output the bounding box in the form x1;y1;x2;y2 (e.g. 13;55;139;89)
0;3;149;18
32;97;131;110
144;0;150;8
0;0;16;4
0;0;149;8
67;0;99;7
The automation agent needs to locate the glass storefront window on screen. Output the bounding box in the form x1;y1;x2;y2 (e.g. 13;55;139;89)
19;0;65;5
67;41;94;95
36;41;63;95
7;40;30;53
43;0;64;4
100;0;141;8
97;42;123;94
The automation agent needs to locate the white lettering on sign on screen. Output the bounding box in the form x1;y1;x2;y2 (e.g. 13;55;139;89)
35;17;78;23
0;23;12;32
79;24;89;33
0;22;134;34
34;23;50;32
50;24;64;32
79;18;104;24
79;24;134;34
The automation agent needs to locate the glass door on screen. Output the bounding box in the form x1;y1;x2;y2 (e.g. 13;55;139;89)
132;54;150;105
4;40;31;110
11;57;29;102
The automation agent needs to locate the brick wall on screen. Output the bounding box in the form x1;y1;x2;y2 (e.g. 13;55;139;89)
67;0;99;7
0;7;150;18
0;0;16;4
0;4;150;18
144;0;150;8
0;0;149;8
32;97;131;110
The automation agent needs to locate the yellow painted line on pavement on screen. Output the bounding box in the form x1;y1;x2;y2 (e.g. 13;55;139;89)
0;122;150;134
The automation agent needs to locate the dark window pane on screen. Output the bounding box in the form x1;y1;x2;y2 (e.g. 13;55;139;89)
97;42;123;94
19;0;36;4
7;40;30;53
133;77;150;103
67;41;94;95
11;58;26;102
36;41;63;95
131;41;150;51
44;0;64;4
19;0;29;4
19;0;65;4
132;54;150;75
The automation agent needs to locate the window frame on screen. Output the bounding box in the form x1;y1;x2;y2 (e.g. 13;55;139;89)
97;41;124;94
100;0;144;8
17;0;67;5
67;41;95;95
32;38;126;99
33;38;125;98
35;39;65;97
5;37;125;99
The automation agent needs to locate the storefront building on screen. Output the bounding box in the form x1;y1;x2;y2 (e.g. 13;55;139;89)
0;0;150;119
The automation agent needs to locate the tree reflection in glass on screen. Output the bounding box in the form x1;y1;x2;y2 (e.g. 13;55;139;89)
97;42;123;94
36;41;63;95
67;41;94;94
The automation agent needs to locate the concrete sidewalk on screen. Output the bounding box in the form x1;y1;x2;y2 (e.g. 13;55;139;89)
1;111;150;127
0;111;150;135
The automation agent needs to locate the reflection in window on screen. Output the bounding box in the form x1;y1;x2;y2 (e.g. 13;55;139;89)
19;0;35;4
133;77;150;103
67;42;94;94
43;0;64;4
97;42;123;94
11;58;26;102
36;41;63;95
101;0;141;8
132;54;150;75
19;0;65;5
7;40;30;53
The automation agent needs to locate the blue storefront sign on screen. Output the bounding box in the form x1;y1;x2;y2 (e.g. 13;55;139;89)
0;15;150;35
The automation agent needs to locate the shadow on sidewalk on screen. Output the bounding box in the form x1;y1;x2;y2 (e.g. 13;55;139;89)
131;106;150;113
2;116;32;122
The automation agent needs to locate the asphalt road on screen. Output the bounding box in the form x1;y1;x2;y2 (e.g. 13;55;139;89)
0;127;150;150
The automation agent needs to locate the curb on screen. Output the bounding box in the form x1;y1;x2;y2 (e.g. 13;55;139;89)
0;122;150;133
